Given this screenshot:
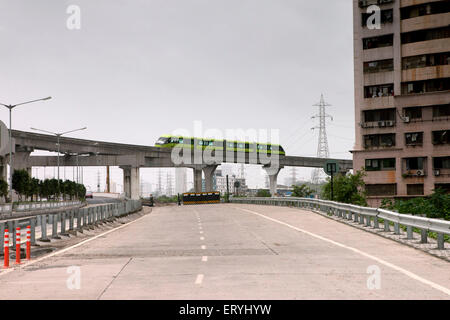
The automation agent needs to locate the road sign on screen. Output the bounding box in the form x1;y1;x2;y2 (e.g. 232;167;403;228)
324;160;339;176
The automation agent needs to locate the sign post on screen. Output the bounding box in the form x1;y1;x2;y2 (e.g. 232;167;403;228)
324;160;339;201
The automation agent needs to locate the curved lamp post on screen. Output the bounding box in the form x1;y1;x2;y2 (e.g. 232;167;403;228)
0;97;52;212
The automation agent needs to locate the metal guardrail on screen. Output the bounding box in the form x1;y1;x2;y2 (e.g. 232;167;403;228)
0;201;82;213
0;200;142;255
230;197;450;250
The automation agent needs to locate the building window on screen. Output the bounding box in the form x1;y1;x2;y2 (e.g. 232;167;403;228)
359;0;394;8
407;184;424;195
433;157;450;169
401;26;450;44
362;9;393;27
432;130;450;145
432;104;450;118
363;108;395;123
364;133;395;148
364;83;394;98
365;158;396;171
405;132;423;146
402;52;450;70
401;78;450;95
403;157;427;176
366;184;397;196
403;106;422;120
363;34;393;50
401;2;450;20
435;184;450;194
364;59;394;73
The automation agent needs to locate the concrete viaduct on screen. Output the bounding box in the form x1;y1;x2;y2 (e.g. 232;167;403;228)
0;121;352;199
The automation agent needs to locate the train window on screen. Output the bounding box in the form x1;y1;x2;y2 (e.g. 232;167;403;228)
179;138;184;144
209;141;214;146
156;137;169;144
267;145;272;150
228;142;234;148
198;140;203;146
238;143;244;148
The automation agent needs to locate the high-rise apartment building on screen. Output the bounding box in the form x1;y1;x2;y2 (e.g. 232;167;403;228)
353;0;449;206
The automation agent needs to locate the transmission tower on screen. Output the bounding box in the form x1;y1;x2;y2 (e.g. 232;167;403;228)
311;94;333;184
166;172;173;196
157;169;162;195
239;164;245;179
291;167;297;186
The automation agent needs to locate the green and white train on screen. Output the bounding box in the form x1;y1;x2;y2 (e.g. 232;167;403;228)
155;135;286;155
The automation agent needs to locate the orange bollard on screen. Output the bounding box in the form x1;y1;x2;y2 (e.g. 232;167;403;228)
4;229;9;268
26;226;31;260
15;227;21;265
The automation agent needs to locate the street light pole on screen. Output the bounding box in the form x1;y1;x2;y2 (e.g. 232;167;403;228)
30;126;87;200
0;97;52;212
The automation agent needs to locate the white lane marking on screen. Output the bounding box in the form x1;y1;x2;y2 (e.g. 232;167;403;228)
202;256;208;262
235;206;450;297
200;236;205;241
199;231;204;234
0;214;149;277
195;274;204;285
201;245;206;250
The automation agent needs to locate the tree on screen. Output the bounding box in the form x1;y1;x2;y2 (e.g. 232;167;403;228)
0;179;8;202
26;178;40;202
256;189;271;197
321;170;367;206
12;169;31;201
292;184;313;198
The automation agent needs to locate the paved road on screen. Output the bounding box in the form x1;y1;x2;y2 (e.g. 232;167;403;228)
0;204;449;299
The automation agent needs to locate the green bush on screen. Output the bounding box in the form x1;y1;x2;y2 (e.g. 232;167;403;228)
256;189;271;197
321;170;367;206
292;184;313;198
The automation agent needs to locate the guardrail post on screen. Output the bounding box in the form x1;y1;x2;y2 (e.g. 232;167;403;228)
60;211;69;236
359;214;364;225
354;212;359;223
77;209;83;233
11;221;17;248
406;226;413;239
89;208;95;230
69;210;74;231
394;222;400;235
365;216;371;227
373;217;379;229
40;215;50;242
420;229;427;243
0;222;4;255
384;220;390;232
437;233;445;250
30;217;36;245
51;214;61;239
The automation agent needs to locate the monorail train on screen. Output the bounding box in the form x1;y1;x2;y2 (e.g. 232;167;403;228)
155;135;286;155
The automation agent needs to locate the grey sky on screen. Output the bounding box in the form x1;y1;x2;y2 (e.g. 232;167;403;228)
0;0;354;190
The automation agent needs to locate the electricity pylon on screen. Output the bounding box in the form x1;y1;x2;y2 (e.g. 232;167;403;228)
311;94;333;184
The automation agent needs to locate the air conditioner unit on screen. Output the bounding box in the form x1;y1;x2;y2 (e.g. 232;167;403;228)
434;170;440;176
378;121;386;127
385;121;394;127
403;117;410;123
416;170;424;176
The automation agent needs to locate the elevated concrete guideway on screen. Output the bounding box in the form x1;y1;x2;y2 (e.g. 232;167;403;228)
5;126;353;199
0;204;448;299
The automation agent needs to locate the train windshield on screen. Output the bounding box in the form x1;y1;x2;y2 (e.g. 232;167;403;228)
156;137;170;145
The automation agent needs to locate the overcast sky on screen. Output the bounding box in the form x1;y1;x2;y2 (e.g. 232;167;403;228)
0;0;355;191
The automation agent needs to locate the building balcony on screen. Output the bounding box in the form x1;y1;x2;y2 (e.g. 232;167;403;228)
401;12;450;33
402;65;450;82
402;38;450;57
364;71;394;86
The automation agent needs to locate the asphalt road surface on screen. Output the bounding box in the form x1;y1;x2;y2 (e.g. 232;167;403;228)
0;204;449;299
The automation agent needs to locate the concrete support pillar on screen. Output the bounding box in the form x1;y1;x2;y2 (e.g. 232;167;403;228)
263;165;283;196
193;166;203;193
121;166;140;200
202;165;218;192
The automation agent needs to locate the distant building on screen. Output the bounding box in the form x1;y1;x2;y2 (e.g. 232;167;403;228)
352;0;450;206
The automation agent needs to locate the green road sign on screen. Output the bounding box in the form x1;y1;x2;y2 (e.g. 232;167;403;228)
324;160;339;176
